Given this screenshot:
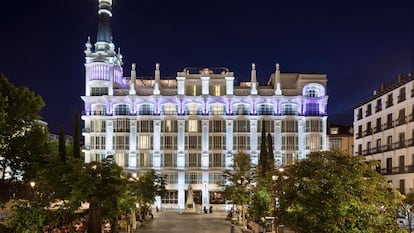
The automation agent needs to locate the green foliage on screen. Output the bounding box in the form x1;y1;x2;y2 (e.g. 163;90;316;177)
0;74;48;200
72;110;81;159
278;151;405;233
250;186;271;218
5;200;46;233
58;127;67;163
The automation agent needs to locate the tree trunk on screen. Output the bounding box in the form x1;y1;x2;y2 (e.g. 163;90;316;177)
88;196;102;233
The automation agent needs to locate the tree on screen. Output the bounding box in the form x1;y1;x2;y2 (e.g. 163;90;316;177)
68;156;127;233
266;132;274;172
72;110;81;159
278;151;405;233
400;191;414;232
0;74;48;201
58;127;66;163
223;152;256;228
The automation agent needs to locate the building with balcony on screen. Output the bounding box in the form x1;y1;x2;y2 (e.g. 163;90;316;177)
81;0;329;209
353;74;414;194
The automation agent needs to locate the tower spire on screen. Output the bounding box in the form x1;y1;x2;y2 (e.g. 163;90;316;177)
153;63;161;95
250;63;258;95
97;0;113;43
275;63;282;95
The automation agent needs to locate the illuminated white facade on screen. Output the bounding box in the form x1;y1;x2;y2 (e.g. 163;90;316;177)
354;74;414;194
81;0;329;209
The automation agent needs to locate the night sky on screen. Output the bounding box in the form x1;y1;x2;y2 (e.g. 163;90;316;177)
1;0;413;134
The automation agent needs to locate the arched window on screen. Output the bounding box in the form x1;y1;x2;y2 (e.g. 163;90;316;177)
303;83;325;97
114;104;130;115
281;103;298;115
138;104;154;115
257;104;274;115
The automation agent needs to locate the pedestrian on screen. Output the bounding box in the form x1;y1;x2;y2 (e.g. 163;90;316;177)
203;206;208;214
209;206;213;214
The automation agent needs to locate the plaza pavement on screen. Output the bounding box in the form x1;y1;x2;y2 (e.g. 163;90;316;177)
134;209;295;233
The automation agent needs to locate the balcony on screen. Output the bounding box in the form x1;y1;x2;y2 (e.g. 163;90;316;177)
357;113;362;120
356;132;363;139
383;122;394;130
386;100;393;108
364;129;372;136
374;126;382;133
397;95;406;103
365;110;372;117
380;165;414;175
395;117;407;126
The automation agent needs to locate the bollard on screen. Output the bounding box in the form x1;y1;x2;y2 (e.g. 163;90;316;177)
231;224;235;233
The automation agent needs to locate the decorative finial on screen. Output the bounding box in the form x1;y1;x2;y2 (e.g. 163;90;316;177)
132;63;136;70
252;63;256;70
117;47;121;55
276;63;280;71
156;63;160;70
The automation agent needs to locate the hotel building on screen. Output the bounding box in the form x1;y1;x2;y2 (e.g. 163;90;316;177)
353;74;414;194
81;0;329;209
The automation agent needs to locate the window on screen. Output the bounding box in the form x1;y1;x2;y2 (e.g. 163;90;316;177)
114;104;130;115
398;87;406;103
209;172;224;185
185;172;202;184
257;104;274;115
210;85;225;96
162;190;178;204
399;132;405;148
114;152;128;167
188;120;199;132
357;108;363;120
162;153;177;167
330;139;342;150
233;120;250;132
113;135;129;150
91;87;108;96
282;135;298;150
210;120;226;132
306;135;322;150
138;104;154;115
139;152;152;167
375;118;382;133
386;93;393;107
91;136;106;150
211;103;225;115
138;135;152;149
92;104;106;115
357;144;362;155
366;122;372;135
305;89;319;97
186;136;201;149
91;120;106;132
366;104;372;117
282;120;298;132
376;139;381;152
281;104;298;115
305;103;320;116
397;108;406;125
386;113;393;129
185;85;201;96
186;103;201;115
233;136;250;150
375;99;382;112
366;141;371;154
357;125;362;138
162;120;177;132
386;158;392;174
306;119;322;132
161;136;177;150
139;120;154;132
164;172;178;185
209;136;225;149
387;136;392;150
399;156;405;172
114;118;130;132
233;104;250;115
400;179;406;194
209;153;224;168
284;153;298;165
163;103;177;115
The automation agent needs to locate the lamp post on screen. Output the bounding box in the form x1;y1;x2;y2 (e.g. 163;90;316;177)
30;181;35;200
272;167;286;233
237;176;248;228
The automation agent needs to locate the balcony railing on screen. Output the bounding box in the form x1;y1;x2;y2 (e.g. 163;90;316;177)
374;126;382;133
398;95;406;103
383;122;394;130
362;139;414;156
375;105;382;113
380;165;414;175
386;100;393;108
357;113;362;120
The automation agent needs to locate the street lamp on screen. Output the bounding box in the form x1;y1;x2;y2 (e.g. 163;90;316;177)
272;167;287;233
237;176;248;228
30;181;35;200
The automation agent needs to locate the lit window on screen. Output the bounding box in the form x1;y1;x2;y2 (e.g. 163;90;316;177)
188;120;198;132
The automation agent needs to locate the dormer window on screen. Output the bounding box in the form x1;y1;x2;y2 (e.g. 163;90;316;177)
302;83;325;97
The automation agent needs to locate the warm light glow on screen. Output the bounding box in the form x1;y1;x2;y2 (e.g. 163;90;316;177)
30;181;35;188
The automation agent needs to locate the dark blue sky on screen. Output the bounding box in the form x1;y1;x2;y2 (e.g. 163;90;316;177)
1;0;413;134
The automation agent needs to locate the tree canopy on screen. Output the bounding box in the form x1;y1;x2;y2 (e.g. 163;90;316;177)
278;151;405;233
0;74;48;201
